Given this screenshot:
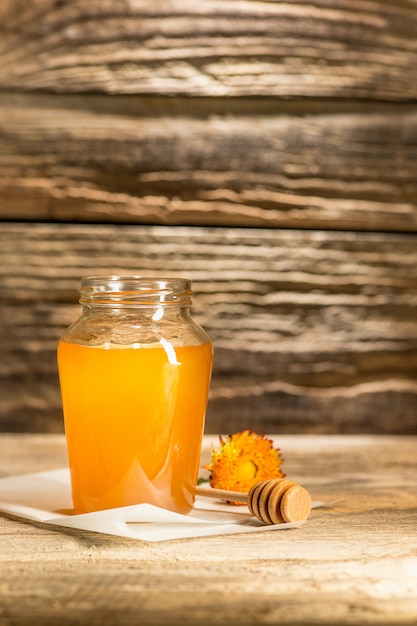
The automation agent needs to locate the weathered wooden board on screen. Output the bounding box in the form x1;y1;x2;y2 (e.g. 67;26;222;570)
1;94;417;231
0;434;416;626
1;0;417;100
1;0;417;436
1;223;416;434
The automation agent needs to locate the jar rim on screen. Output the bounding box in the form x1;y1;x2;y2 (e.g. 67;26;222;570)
79;276;193;307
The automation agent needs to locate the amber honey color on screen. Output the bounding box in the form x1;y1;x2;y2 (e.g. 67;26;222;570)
57;340;212;514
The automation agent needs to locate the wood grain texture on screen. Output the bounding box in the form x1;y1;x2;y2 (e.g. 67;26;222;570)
1;94;417;231
0;434;416;626
1;0;417;436
1;223;416;434
1;0;417;100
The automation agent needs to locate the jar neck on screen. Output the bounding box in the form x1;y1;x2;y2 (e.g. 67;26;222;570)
79;276;193;309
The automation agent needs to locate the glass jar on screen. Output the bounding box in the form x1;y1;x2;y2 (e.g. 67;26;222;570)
57;276;213;515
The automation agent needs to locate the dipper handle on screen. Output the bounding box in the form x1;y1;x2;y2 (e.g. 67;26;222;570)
196;478;312;525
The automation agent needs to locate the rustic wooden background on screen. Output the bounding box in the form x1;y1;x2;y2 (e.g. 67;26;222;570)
1;0;417;434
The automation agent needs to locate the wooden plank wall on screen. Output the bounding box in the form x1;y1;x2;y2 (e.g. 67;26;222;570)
1;0;417;434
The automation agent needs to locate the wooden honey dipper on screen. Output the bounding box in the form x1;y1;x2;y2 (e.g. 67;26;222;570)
196;478;312;525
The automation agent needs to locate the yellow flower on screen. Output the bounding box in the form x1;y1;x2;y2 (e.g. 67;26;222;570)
205;430;285;504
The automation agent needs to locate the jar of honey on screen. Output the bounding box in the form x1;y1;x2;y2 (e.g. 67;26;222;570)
57;276;213;515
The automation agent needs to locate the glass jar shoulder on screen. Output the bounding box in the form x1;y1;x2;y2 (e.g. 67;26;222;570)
59;308;211;348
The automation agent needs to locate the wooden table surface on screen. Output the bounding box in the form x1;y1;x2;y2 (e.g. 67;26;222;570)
0;434;416;626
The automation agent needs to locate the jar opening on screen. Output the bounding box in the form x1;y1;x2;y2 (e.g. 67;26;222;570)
79;276;193;307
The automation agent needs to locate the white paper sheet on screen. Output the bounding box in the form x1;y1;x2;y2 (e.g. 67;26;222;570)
0;468;322;542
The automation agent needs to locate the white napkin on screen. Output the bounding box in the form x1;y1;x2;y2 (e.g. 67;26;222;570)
0;468;321;542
